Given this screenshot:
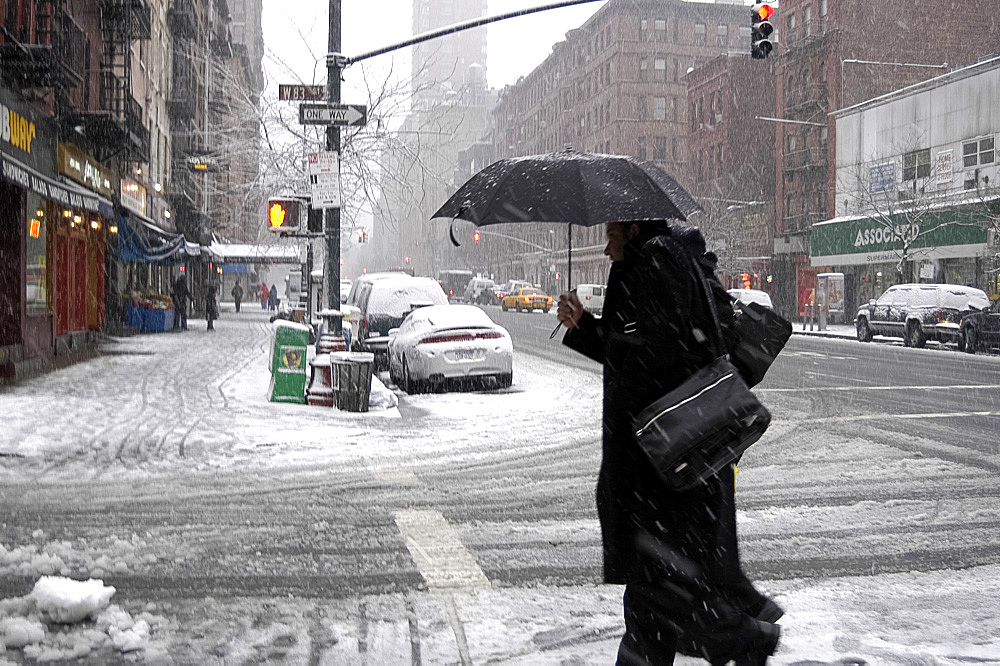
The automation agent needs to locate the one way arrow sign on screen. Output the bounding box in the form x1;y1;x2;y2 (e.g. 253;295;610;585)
298;103;368;127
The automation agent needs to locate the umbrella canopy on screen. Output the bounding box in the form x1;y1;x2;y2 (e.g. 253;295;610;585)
431;149;701;227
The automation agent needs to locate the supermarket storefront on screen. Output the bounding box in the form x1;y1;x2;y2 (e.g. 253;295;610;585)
811;201;997;309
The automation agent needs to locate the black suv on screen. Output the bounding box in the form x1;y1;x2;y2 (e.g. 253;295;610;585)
855;283;991;348
356;275;448;369
959;298;1000;353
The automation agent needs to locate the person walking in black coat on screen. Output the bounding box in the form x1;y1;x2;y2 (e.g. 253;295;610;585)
205;282;219;331
557;220;781;666
268;283;279;311
171;276;189;330
231;282;244;313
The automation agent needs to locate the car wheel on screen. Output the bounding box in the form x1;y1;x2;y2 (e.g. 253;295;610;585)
964;326;979;354
501;303;508;312
856;318;872;343
516;303;522;313
496;372;512;389
907;322;926;348
543;308;550;314
402;357;416;394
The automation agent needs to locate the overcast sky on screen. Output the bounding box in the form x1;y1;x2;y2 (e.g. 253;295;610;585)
261;0;608;99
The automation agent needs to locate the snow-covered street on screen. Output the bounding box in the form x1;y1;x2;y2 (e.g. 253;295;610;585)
2;307;1000;664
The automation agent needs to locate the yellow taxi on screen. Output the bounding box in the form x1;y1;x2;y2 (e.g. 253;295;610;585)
501;286;553;313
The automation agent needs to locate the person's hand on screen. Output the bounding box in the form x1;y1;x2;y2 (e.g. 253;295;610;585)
557;290;584;329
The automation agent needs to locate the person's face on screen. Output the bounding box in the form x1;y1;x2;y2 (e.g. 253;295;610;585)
604;222;627;262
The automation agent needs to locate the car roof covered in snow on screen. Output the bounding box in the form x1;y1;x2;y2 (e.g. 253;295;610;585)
409;304;496;328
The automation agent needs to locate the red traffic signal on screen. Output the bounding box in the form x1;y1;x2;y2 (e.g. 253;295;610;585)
266;198;302;232
751;2;775;59
473;231;481;242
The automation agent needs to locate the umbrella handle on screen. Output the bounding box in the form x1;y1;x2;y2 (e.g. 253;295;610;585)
549;321;562;339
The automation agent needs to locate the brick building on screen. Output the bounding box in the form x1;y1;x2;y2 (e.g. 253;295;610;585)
488;0;748;289
685;52;776;291
773;0;1000;316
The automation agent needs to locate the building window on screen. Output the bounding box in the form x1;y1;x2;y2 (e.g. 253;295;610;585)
654;57;666;81
804;6;812;35
694;22;706;43
654;136;667;161
639;56;647;80
963;137;995;168
653;96;666;121
820;0;828;16
739;25;751;42
654;18;666;42
637;136;647;160
638;95;648;121
717;24;728;46
903;149;931;180
641;18;647;34
26;193;48;313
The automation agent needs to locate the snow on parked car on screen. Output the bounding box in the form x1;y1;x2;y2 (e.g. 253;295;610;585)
387;304;513;393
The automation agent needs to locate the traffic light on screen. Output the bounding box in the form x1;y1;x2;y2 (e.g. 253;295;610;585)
741;272;752;289
473;231;481;243
751;2;775;59
765;274;774;285
266;198;302;232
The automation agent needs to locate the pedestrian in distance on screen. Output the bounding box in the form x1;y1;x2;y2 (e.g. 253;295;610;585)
171;276;189;330
268;283;279;311
206;282;219;331
556;220;782;666
260;282;269;310
231;281;244;313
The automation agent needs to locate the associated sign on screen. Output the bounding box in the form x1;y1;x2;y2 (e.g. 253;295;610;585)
308;151;341;209
279;84;326;101
299;103;367;127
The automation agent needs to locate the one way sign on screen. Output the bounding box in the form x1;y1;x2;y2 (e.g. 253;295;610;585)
298;103;367;127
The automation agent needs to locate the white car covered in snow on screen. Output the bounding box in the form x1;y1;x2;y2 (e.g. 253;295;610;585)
728;288;774;311
387;304;513;393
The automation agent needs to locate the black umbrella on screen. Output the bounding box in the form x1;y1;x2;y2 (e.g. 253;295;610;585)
432;149;701;290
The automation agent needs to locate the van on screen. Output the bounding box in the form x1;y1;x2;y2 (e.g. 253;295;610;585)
576;283;606;315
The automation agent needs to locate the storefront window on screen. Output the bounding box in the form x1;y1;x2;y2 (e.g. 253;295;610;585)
26;193;49;313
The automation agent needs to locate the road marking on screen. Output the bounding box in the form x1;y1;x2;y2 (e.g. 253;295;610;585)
394;509;490;590
759;384;1000;393
802;410;1000;423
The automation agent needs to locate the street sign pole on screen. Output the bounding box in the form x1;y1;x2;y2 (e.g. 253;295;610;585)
326;0;342;331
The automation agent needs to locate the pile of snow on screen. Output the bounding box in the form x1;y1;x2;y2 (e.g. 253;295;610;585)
368;374;398;410
1;531;157;579
0;576;164;660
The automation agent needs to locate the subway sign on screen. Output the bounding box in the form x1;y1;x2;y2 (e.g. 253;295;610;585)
1;103;36;155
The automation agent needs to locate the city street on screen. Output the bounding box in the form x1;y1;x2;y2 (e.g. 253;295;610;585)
1;305;999;663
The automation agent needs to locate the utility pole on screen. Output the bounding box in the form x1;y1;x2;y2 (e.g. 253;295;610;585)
325;0;342;330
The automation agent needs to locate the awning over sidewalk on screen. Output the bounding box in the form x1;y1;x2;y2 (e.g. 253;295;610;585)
1;151;114;216
811;197;997;267
209;242;302;264
117;214;205;263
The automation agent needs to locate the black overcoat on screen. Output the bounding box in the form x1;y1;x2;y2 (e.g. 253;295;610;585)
564;228;743;588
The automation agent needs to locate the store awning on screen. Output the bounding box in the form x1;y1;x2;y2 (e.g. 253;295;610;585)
1;151;113;215
811;197;997;267
209;242;302;264
117;214;204;263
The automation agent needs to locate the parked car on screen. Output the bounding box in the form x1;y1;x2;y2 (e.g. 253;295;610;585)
855;283;990;347
575;283;607;315
959;297;1000;353
501;286;553;313
388;304;513;393
464;277;498;305
728;288;774;311
496;279;532;301
355;275;449;368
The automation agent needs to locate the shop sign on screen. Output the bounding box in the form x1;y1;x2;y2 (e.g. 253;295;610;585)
811;203;991;266
1;152;102;213
120;177;148;216
58;144;114;197
868;163;895;194
1;102;36;157
935;150;953;187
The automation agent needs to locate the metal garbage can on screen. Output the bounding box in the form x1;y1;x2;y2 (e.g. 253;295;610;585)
330;351;374;412
269;320;310;403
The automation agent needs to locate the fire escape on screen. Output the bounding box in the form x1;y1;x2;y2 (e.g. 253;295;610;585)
76;0;152;165
0;0;85;100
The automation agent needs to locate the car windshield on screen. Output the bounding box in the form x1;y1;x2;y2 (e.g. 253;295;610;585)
521;288;541;296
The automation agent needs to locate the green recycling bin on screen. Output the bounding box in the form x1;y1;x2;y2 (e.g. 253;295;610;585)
331;351;374;412
269;321;310;403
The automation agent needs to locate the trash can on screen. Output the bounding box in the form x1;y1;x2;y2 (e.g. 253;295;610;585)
268;320;310;403
330;351;374;412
